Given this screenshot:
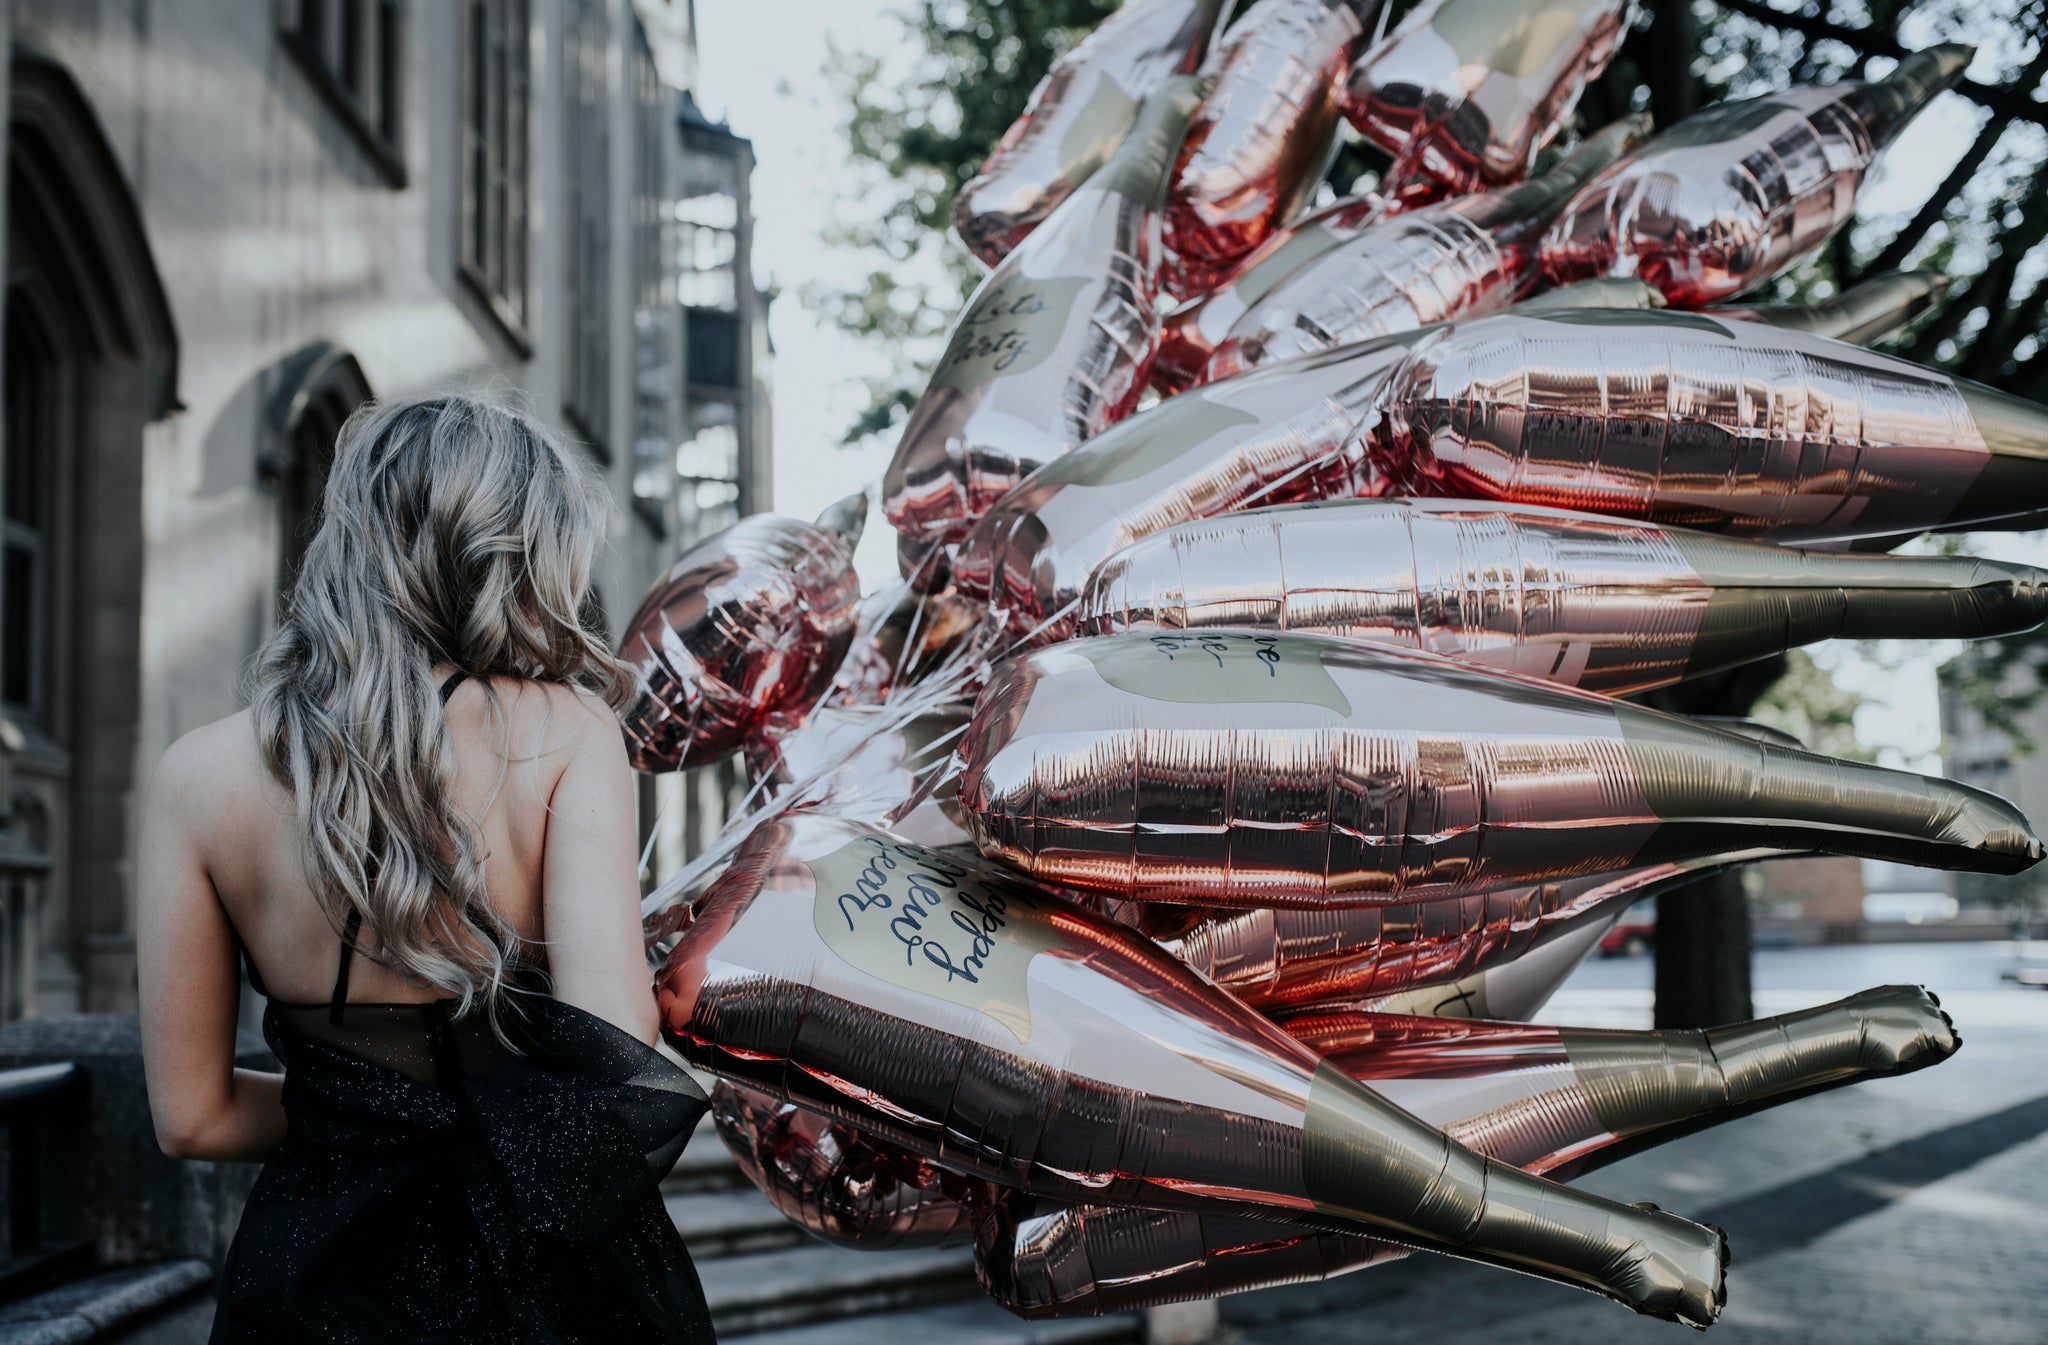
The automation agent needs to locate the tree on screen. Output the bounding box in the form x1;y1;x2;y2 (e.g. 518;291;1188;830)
812;1;1119;442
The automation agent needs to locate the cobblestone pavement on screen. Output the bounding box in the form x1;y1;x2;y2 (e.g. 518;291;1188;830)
1222;944;2048;1345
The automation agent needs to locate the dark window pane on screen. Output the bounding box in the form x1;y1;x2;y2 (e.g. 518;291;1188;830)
686;310;741;389
2;545;33;707
4;316;39;528
377;3;401;141
300;0;327;50
339;0;363;93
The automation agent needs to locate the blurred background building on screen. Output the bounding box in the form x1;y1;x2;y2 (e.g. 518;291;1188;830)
0;0;769;1026
1942;641;2048;930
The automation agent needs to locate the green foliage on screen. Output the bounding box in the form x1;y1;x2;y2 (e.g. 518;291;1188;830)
1751;650;1873;762
1939;628;2048;755
811;1;1120;442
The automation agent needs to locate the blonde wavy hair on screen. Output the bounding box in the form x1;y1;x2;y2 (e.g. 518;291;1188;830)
252;394;633;1025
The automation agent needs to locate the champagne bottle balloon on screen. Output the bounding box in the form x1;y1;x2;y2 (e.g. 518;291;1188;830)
956;632;2040;906
1204;116;1649;380
655;814;1729;1325
1165;0;1386;295
1101;855;1773;1012
1340;0;1635;205
886;79;1208;565
984;984;1955;1316
706;974;1954;1320
1368;307;2048;545
1540;45;1973;304
1076;497;2048;694
954;0;1225;267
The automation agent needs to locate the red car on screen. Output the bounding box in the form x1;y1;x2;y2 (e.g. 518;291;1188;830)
1598;917;1656;957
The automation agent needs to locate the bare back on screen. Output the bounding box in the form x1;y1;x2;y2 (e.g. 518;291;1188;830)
171;672;637;1010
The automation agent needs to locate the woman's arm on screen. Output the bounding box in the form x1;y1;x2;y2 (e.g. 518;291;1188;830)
136;733;288;1162
539;690;662;1044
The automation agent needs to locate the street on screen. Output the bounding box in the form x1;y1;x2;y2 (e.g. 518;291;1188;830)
1222;941;2048;1345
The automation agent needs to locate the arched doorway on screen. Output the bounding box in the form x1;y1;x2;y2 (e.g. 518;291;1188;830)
261;340;372;606
1;50;178;1017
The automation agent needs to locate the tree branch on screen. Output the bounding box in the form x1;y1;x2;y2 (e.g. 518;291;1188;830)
1711;0;2048;129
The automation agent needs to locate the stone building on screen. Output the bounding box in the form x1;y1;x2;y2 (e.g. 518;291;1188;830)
1939;641;2048;914
0;0;767;1023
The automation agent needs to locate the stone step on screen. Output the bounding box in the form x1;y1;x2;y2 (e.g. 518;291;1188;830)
665;1187;812;1257
727;1298;1143;1345
0;1259;211;1345
702;1242;982;1337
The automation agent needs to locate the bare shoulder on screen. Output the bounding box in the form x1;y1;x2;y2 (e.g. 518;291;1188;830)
149;711;280;849
154;711;266;800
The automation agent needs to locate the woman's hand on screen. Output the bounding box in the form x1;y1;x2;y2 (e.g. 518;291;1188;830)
136;729;287;1163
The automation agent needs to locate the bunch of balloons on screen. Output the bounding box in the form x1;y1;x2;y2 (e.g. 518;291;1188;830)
623;0;2045;1330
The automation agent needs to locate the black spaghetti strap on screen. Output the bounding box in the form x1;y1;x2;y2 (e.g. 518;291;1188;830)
330;907;364;1023
329;670;474;1021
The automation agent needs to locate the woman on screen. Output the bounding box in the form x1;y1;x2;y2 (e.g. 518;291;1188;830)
136;395;716;1342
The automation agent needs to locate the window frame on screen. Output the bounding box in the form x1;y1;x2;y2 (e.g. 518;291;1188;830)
277;0;408;187
458;0;534;353
560;0;613;457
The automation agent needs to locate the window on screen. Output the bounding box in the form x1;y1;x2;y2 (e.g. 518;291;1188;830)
561;0;611;454
461;0;532;345
676;100;754;545
279;0;405;185
630;21;678;528
1;309;50;720
675;397;742;543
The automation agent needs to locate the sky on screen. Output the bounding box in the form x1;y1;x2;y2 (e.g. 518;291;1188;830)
689;1;2033;774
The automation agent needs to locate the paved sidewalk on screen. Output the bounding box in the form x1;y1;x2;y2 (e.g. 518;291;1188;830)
1223;970;2048;1345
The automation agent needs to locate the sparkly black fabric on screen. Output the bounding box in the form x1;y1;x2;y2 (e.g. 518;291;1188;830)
211;977;716;1343
213;671;713;1341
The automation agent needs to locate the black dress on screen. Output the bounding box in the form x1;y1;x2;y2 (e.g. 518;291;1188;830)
212;674;714;1344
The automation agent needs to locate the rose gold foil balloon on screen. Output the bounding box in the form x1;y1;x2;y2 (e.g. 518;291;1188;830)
1540;45;1972;305
1203;116;1649;379
746;703;974;848
953;0;1226;267
1517;271;1947;350
955;284;1689;641
1713;268;1948;346
1165;0;1388;296
708;978;1949;1320
957;631;2040;906
1341;0;1635;206
655;815;1729;1325
955;335;1419;638
1076;497;2048;694
1153;192;1393;392
712;1080;993;1250
983;985;1956;1316
1369;307;2048;544
618;496;865;772
886;78;1208;565
1100;854;1763;1013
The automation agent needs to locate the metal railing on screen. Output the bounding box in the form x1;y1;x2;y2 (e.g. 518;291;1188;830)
0;1060;91;1301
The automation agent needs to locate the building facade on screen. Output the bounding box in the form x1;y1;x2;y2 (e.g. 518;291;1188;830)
0;0;767;1022
1939;641;2048;913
